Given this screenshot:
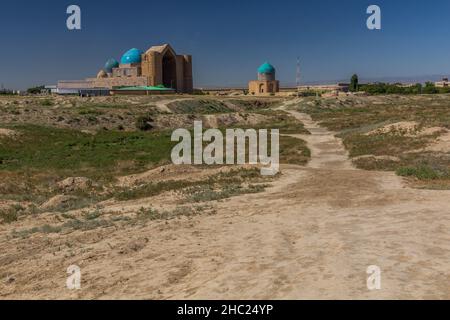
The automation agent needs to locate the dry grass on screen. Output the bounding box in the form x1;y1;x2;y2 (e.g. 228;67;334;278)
297;95;450;187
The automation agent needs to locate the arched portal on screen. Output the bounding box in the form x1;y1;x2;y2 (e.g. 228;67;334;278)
259;83;265;93
162;51;177;89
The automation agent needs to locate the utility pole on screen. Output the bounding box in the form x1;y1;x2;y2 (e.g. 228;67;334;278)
296;57;301;97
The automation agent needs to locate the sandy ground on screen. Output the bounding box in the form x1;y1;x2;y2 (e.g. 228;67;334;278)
1;106;449;299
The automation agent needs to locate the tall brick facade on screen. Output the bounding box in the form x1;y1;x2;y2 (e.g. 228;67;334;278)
139;45;193;93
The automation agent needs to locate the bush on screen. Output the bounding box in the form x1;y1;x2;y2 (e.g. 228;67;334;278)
396;166;443;180
360;83;424;95
27;85;44;94
0;205;24;224
0;209;19;224
40;99;54;106
135;115;154;131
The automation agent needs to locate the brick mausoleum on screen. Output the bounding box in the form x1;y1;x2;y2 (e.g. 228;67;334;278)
248;62;279;96
58;44;193;95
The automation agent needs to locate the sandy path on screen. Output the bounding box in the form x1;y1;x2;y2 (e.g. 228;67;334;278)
151;108;449;299
1;104;449;300
283;110;353;170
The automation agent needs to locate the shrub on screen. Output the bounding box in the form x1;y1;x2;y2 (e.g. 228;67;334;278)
0;208;19;224
0;205;25;224
137;207;167;220
396;166;441;180
135;115;154;131
40;99;54;106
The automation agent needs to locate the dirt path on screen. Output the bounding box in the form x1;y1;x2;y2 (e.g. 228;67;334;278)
284;110;353;170
154;98;193;113
1;104;449;299
149;107;449;299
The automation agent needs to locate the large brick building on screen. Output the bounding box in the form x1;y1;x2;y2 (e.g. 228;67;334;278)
58;44;193;94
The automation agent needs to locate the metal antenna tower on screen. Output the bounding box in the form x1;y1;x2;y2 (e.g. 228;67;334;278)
296;57;301;96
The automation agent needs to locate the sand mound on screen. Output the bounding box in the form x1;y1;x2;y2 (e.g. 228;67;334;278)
366;122;447;137
39;195;78;211
0;128;18;138
366;121;418;135
57;177;93;193
424;132;450;152
117;164;252;188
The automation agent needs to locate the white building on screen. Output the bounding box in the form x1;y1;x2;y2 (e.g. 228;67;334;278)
435;78;449;88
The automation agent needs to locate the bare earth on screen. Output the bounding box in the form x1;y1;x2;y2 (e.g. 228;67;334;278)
1;106;449;299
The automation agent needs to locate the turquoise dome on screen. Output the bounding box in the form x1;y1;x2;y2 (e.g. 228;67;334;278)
258;62;276;74
120;48;143;64
104;58;119;73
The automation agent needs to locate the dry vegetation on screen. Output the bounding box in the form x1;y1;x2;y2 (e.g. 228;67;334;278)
296;94;450;189
0;95;309;229
1;95;449;299
0;95;314;298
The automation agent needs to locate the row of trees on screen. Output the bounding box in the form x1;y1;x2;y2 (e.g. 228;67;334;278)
27;85;45;94
348;74;450;95
0;89;15;95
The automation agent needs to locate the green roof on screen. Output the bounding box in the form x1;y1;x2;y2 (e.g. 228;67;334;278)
115;86;175;91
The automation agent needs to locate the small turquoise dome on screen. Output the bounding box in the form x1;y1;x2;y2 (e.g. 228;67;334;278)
104;58;119;73
258;62;276;74
120;48;143;64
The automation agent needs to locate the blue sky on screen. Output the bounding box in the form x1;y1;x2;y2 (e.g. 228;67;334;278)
1;0;450;89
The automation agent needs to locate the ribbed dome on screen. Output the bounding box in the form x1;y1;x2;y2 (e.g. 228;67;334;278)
104;58;119;73
120;48;143;64
258;62;276;74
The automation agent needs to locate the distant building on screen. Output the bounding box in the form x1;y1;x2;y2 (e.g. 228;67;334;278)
296;83;349;94
41;85;58;95
248;62;279;96
435;78;449;88
57;43;193;95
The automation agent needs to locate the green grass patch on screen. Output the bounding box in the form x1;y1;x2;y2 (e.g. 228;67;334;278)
397;165;450;180
0;124;175;179
280;136;311;165
341;132;430;157
78;108;105;116
168;99;234;114
243;110;310;135
40;99;54;107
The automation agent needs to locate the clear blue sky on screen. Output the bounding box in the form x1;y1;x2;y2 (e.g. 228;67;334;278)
1;0;450;89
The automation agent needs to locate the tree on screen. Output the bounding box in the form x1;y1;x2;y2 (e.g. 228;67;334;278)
27;85;44;94
413;83;422;94
350;74;359;92
423;82;438;94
